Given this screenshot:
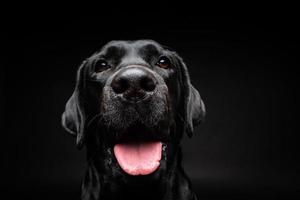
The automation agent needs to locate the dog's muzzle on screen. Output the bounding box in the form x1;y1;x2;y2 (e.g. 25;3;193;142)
100;66;170;176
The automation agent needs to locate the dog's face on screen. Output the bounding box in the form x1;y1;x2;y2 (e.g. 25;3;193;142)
62;40;205;184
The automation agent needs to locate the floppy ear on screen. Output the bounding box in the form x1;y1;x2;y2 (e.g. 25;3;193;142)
186;84;206;137
61;61;87;149
178;57;206;137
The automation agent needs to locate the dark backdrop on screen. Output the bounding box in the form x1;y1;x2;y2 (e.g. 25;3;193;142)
3;11;299;199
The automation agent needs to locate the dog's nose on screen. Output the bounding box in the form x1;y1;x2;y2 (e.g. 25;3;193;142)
111;67;156;101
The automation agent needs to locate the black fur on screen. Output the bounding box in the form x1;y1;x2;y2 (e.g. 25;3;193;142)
62;40;205;200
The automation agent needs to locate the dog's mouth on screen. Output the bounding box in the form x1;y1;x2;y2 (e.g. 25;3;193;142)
113;141;162;176
110;122;169;176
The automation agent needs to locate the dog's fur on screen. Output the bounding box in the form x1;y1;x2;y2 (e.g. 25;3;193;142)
62;40;205;200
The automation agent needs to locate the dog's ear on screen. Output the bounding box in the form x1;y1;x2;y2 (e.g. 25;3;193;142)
185;84;206;137
176;55;206;137
61;61;87;149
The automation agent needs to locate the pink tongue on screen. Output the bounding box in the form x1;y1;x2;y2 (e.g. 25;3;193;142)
113;141;162;176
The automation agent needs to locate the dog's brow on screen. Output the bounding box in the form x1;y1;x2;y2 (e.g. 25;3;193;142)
139;44;161;57
104;45;126;58
144;44;159;52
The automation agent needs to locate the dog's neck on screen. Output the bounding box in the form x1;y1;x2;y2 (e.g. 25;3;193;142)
81;147;196;200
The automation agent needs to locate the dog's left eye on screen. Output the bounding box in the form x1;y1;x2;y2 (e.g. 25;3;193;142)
95;59;111;72
156;56;171;69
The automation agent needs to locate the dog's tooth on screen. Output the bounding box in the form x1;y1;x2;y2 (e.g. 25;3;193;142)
107;148;112;155
162;144;167;151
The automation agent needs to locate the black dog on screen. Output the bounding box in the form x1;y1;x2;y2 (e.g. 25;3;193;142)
62;40;206;200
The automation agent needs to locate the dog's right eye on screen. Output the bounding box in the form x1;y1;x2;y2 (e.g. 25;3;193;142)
95;59;111;72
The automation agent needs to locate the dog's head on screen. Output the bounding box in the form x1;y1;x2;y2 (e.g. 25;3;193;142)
62;40;205;183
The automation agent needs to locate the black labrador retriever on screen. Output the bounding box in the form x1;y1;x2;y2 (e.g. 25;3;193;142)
62;40;206;200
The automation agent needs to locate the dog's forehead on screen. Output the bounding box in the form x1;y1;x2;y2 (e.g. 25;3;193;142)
101;40;164;57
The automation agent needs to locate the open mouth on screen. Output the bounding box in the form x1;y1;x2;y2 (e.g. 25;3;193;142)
114;141;162;176
111;123;169;176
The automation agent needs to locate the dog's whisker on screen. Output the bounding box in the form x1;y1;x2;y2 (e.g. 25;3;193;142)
87;113;102;127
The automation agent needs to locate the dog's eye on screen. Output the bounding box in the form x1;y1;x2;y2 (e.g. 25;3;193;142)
95;59;111;72
156;56;171;69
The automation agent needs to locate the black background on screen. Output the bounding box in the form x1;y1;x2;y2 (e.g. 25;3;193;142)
3;9;299;199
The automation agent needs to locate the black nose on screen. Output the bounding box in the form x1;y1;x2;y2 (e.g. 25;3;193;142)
111;67;156;101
